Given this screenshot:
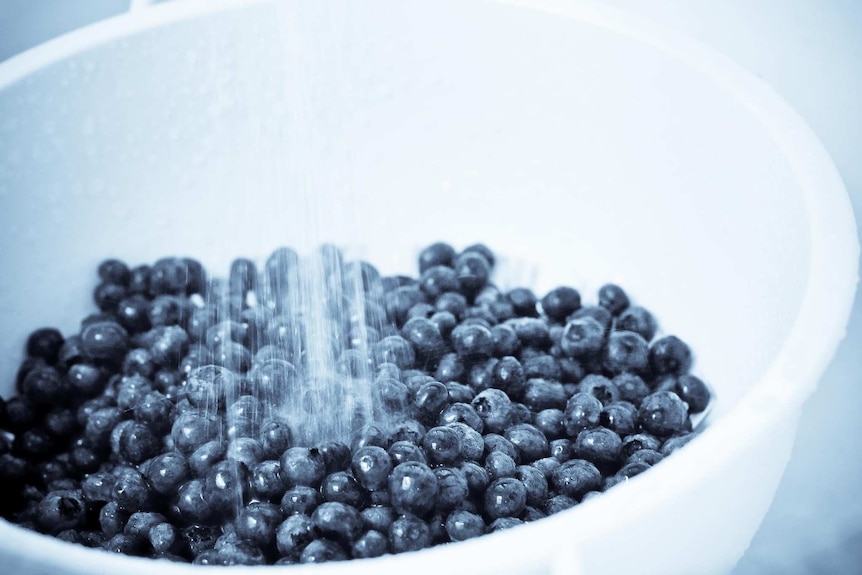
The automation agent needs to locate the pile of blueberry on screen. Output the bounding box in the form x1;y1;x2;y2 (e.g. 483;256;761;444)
0;243;711;565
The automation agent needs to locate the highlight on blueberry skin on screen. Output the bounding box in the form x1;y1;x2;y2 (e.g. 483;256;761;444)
0;243;711;565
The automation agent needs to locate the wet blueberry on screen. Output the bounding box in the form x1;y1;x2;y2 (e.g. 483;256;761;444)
579;374;620;404
661;433;697;456
171;412;221;455
604;331;649;375
600;401;639;437
149;522;180;554
81;321;129;361
551;459;602;499
522;379;567;411
638;391;689;437
614;373;650;406
351;530;389;558
98;259;131;286
433;466;469;511
504;424;549;463
484;451;517;480
351;446;392;491
389;461;438;516
205;460;248;515
235;502;282;548
675;374;711;413
145;452;189;496
453;252;491;299
36;490;86;534
647;335;692;377
484;477;527;519
471;389;512;434
621;433;662;459
445;422;484;462
422;426;462;465
119;422;161;465
312;501;363;544
281;447;326;488
573;427;623;470
26;328;65;364
559;317;605;359
419;242;457;273
506;288;539;318
389;514;432;554
541;287;581;323
113;467;154;512
534;409;566;440
564;393;603;436
598;284;630;316
615;306;657;342
280;486;321;516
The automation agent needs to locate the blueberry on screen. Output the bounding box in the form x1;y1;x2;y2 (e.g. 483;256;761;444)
315;441;350;474
491;356;526;398
40;408;78;441
149;522;180;554
235;501;282;548
116;296;152;334
373;336;415;370
483;433;518;461
506;288;539;318
445;509;485;541
227;438;264;469
142;452;188;498
82;471;115;504
661;433;698;456
123;348;156;378
360;505;395;533
388;419;426;445
573;427;622;470
515;465;549;506
104;533;140;555
189;440;225;478
148;295;187;327
385;286;424;328
412;380;450;423
507;318;551;350
57;335;85;369
484;477;527;519
419;242;457;273
181;524;220;557
80;321;129;361
491;324;520;357
621;433;662;459
603;331;649;375
389;513;432;554
401;317;446;365
99;500;129;537
36;490;86;534
600;401;639;437
445;382;474;404
614;373;651;406
351;529;389;558
465;358;496;392
350;424;389;452
522;379;567;411
26;328;65;364
559;317;605;359
113;467;154;512
462;244;496;267
450;324;494;360
638;391;689;437
149;257;194;296
280;486;321;516
616;461;652;480
422;426;462;465
504;424;549;463
484;451;517;480
128;265;151;295
615;306;657;342
312;501;363;544
434;353;465;383
445;423;484;462
551;459;602;499
67;363;104;397
84;406;123;452
419;266;460;300
452;252;490;300
124;511;166;543
459;461;490;496
435;292;468;319
20;366;66;407
549;439;572;462
259;418;294;460
675;374;710;413
471;389;512;434
389;461;438;516
280;447;326;488
564;393;603;436
534;409;566;440
319;472;363;507
627;449;663;466
171;411;221;455
544;494;576;515
579;374;620;404
598;284;630;316
437;403;483;434
119;422;161;464
540;287;581;323
133;391;172;436
431;466;468;511
148;326;189;367
205;460;248;515
351;446;392;491
98;259;131;286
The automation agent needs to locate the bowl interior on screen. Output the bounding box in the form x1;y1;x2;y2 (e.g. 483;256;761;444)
0;0;811;420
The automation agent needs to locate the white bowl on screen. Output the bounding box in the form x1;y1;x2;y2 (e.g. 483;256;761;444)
0;0;856;573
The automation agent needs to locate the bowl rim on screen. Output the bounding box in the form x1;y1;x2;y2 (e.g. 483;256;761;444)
0;0;857;572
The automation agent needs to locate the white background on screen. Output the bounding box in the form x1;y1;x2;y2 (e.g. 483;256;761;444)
1;1;861;572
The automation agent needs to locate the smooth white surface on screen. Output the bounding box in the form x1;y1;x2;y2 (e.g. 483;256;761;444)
0;0;859;573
